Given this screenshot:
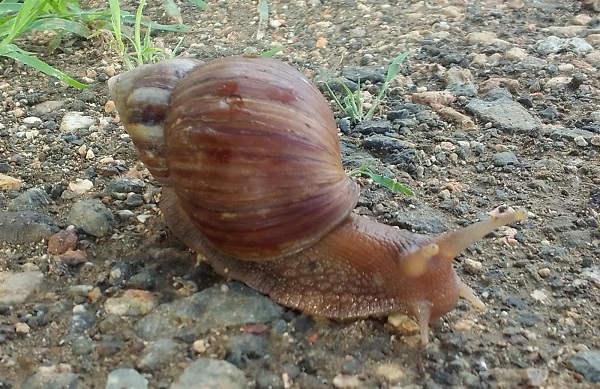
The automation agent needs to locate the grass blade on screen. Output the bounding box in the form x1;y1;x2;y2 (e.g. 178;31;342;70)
3;44;89;88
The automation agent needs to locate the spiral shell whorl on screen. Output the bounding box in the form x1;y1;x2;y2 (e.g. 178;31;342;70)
108;58;201;185
164;56;359;260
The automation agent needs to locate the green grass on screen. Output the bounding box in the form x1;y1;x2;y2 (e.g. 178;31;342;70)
0;0;90;87
328;51;409;124
348;162;413;195
0;0;207;86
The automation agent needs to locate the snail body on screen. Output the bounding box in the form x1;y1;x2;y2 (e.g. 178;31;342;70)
109;56;527;344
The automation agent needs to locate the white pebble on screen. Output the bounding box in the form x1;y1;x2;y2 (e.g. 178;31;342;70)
574;136;588;147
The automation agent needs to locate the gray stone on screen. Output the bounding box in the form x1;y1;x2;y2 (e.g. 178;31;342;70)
105;368;148;389
535;36;565;55
567;37;594;55
59;111;95;133
355;119;392;135
392;207;447;234
171;358;246;389
0;211;59;244
67;199;116;237
341;65;385;83
551;127;596;142
226;334;269;367
567;350;600;383
104;177;146;197
466;98;542;133
137;338;181;371
22;372;79;389
493;151;520;167
362;134;412;152
134;282;283;341
8;188;51;212
0;271;44;305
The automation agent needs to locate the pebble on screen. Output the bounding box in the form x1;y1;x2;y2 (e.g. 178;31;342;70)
68;178;94;194
537;268;551;278
523;367;549;386
0;173;22;190
48;229;79;255
332;374;360;388
104;177;146;196
354;119;392;135
136;338;181;371
0;271;44;305
104;289;158;316
171;358;246;389
22;371;79;389
567;37;594;54
0;211;60;244
493;151;519;167
15;322;30;334
8;187;51;212
134;282;283;341
535;36;565;55
567;350;600;383
105;368;148;389
67;199;116;237
226;334;269;367
574;136;588;147
375;363;405;383
466;98;542;133
59;111;95;133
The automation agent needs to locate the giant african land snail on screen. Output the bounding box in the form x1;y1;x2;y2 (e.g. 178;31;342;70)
108;55;528;344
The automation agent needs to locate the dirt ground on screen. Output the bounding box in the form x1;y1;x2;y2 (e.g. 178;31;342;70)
0;0;599;388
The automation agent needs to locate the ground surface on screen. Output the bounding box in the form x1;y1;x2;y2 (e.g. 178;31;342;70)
0;0;599;388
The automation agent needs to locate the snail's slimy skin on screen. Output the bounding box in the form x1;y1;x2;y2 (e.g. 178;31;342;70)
109;56;528;344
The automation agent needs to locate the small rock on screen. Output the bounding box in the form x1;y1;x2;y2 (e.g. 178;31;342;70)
538;268;551;278
171;358;246;389
8;188;50;212
104;289;158;316
530;289;549;302
574;136;588;147
567;37;594;54
463;258;483;274
104;177;146;196
466;98;542;133
134;282;283;341
567;350;600;383
105;368;148;389
0;271;44;305
0;173;22;190
535;36;565;55
0;211;59;244
226;334;268;367
15;322;30;334
48;229;79;255
137;338;181;371
332;374;360;388
493;151;520;167
54;250;88;266
67;199;116;237
22;371;79;389
375;363;405;383
68;179;93;195
354;119;392;135
60;112;95;133
192;339;208;354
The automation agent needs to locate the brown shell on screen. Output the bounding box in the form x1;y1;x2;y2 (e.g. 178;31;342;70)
108;58;201;185
164;56;359;260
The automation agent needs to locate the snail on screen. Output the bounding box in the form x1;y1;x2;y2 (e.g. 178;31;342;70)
108;56;528;344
